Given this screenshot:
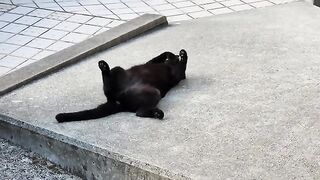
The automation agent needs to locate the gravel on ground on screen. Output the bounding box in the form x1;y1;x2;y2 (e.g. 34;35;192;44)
0;138;81;180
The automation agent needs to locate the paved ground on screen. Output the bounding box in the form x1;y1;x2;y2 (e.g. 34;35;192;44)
0;2;319;179
0;138;81;180
0;0;315;179
0;0;297;77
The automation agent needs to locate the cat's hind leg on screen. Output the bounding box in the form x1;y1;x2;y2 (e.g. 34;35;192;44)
135;91;164;119
98;60;110;73
136;108;164;119
122;85;164;119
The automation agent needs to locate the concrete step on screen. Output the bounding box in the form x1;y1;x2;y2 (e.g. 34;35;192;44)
1;1;320;179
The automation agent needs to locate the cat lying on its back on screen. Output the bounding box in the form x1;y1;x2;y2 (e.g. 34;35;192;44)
56;49;188;123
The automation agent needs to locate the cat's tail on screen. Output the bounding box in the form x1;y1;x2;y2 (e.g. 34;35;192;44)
55;101;122;123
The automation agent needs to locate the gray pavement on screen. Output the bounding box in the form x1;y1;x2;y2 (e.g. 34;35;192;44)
0;1;319;179
0;0;297;77
0;13;167;95
0;138;81;180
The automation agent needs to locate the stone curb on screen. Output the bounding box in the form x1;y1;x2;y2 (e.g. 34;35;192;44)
0;114;190;179
0;14;168;96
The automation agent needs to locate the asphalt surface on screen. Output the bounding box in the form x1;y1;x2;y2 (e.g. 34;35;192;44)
0;138;81;180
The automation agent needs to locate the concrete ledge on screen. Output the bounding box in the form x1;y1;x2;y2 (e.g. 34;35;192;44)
0;14;167;96
0;114;188;180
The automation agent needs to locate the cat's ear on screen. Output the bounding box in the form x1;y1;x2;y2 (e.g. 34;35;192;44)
99;60;110;74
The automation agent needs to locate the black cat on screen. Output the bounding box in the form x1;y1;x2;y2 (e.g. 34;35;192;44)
56;49;188;123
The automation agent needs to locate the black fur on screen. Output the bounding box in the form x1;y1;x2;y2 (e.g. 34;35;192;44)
56;49;188;123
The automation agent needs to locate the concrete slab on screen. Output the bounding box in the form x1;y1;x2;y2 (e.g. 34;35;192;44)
1;1;320;179
0;14;167;96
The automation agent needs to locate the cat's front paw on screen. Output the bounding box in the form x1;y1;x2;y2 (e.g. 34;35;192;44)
56;113;67;123
98;60;110;72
